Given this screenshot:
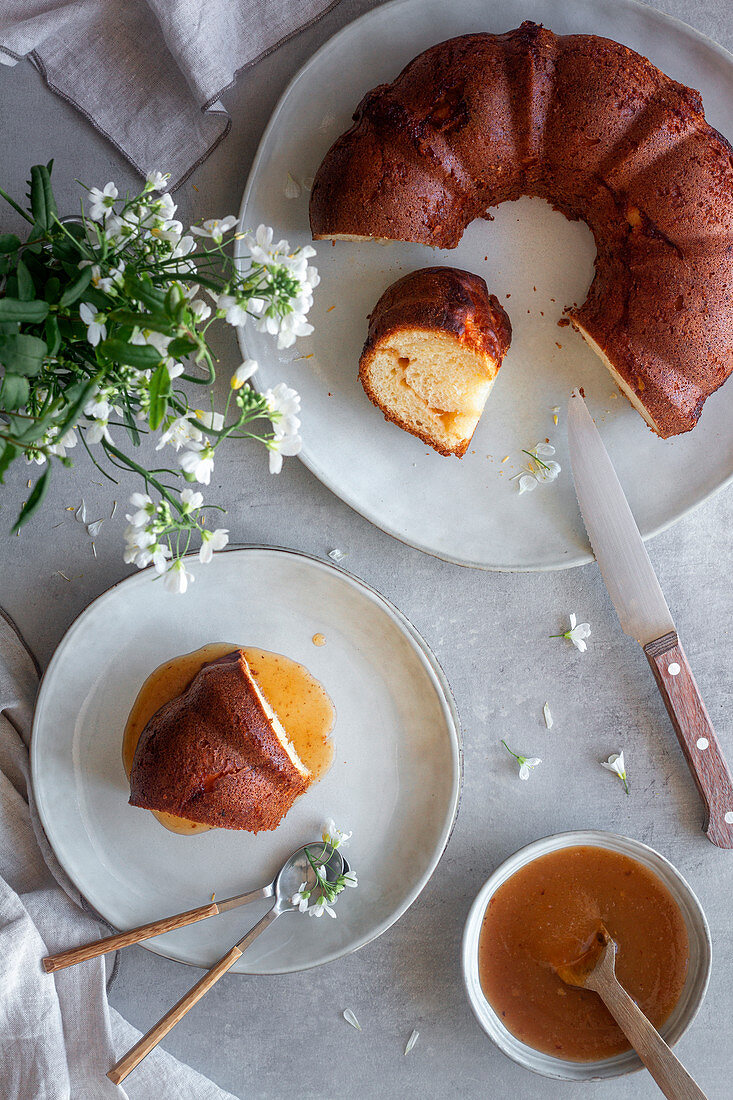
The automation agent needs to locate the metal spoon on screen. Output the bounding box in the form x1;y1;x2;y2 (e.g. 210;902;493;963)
106;842;346;1085
44;841;348;973
558;924;707;1100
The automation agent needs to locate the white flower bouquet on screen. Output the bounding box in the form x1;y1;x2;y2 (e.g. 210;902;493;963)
0;164;318;591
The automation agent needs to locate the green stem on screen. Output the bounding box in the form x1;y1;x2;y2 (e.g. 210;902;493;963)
0;186;34;224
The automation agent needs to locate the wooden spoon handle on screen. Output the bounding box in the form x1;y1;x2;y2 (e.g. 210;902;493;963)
645;632;733;849
106;943;242;1085
591;973;708;1100
107;905;280;1084
42;902;219;973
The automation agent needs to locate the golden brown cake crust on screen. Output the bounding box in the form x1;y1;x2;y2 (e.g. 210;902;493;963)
129;651;310;832
359;266;512;456
311;22;733;438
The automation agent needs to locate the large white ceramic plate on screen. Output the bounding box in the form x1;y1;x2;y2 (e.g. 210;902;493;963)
235;0;733;570
31;548;461;973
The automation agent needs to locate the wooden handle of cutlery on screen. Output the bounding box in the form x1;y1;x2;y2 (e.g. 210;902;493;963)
645;632;733;849
107;943;242;1085
42;902;220;973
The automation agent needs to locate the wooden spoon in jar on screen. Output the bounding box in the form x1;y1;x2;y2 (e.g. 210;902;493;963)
557;925;707;1100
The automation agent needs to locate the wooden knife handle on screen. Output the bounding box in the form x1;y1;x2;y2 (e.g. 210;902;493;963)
42;902;219;973
645;631;733;849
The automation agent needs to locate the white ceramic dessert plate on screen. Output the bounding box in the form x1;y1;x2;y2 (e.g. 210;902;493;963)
462;830;712;1080
235;0;733;571
30;547;461;973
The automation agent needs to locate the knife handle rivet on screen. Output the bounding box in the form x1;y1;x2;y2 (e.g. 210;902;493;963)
696;737;709;751
668;662;681;676
725;812;733;825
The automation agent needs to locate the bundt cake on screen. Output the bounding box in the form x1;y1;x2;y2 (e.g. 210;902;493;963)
310;22;733;438
129;650;311;832
359;266;512;455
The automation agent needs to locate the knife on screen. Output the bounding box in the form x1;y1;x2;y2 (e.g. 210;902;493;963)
567;389;733;848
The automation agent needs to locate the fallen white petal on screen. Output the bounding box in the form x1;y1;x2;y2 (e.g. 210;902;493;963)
74;499;87;523
343;1009;362;1031
328;548;345;562
86;519;104;537
405;1029;419;1055
543;702;553;729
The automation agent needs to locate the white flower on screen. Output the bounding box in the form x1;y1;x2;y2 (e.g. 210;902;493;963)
552;613;592;653
189;299;211;322
194;410;225;432
125;491;154;529
601;752;629;794
190;215;238;243
180;487;204;513
145;170;170;192
322;819;351;849
291;882;311;913
341;871;358;889
265;382;301;434
244;224;277;266
79;302;107;346
166;361;184;380
267;431;302;474
85;418;113;445
198;527;229;563
87;182;118;221
501;740;541;781
214;294;249;327
284;173;301;199
156;414;203;452
45;426;78;459
163;559;195;594
308;896;337;919
231;359;258;390
274;310;314;350
179;443;215;485
123;530;171;573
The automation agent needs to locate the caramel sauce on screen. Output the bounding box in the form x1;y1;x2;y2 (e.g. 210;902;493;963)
123;643;335;835
478;846;689;1062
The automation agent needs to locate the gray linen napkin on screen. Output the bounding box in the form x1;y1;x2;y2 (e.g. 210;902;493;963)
0;0;341;188
0;608;238;1100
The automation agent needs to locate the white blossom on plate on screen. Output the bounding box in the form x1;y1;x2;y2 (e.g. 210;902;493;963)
290;882;311;913
163;558;195;594
322;819;352;849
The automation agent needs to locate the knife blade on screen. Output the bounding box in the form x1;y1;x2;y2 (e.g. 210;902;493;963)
567;390;674;646
567;389;733;848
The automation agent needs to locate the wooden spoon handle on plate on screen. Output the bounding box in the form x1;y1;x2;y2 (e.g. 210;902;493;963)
589;970;708;1100
42;902;219;973
644;632;733;849
107;905;280;1085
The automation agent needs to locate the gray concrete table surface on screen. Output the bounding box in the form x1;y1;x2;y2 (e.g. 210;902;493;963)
1;1;731;1097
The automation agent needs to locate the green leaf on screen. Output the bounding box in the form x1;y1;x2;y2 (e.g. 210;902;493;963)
16;259;35;301
12;465;51;532
0;333;48;375
0;234;20;254
0;373;30;410
0;298;50;323
167;335;198;359
59;266;93;308
44;277;61;304
0;440;19;482
123;273;167;312
147;363;171;430
29;164;58;234
45;314;61;357
98;338;164;370
107;309;174;336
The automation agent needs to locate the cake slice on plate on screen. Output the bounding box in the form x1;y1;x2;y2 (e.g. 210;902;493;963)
359;267;512;457
129;650;311;832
